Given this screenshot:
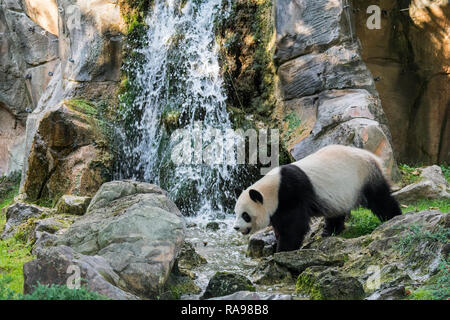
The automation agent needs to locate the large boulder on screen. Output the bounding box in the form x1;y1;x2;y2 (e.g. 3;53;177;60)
290;89;398;178
55;181;186;298
393;166;450;203
22;101;113;204
23;245;137;300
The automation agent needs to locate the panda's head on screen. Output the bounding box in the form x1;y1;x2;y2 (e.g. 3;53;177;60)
233;189;270;235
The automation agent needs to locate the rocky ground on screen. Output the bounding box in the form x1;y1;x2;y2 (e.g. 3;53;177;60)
0;165;448;300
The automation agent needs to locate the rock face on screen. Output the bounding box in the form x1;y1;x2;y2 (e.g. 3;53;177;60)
22;102;112;204
0;0;59;176
393;166;450;203
16;0;125;192
275;0;399;180
353;0;449;164
53;181;186;298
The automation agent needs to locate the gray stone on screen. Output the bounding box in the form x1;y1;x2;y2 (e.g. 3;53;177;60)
275;0;352;64
209;291;292;300
296;266;365;300
393;165;450;203
273;249;345;273
247;228;277;258
201;272;255;300
23;245;138;300
278;44;375;100
57;180;185;298
291;90;399;180
252;259;293;285
1;202;45;239
56;195;92;215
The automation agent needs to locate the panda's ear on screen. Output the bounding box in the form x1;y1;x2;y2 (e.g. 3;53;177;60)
249;189;263;204
234;188;243;198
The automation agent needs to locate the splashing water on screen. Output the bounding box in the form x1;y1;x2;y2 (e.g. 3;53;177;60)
120;0;250;216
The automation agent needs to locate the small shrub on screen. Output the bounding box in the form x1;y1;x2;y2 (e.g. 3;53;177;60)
0;276;21;300
23;283;109;300
395;224;450;255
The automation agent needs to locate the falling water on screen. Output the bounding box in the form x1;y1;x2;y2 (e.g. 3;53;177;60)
120;0;250;216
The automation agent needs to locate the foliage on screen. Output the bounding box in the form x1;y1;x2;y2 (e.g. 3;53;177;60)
340;198;449;239
398;163;423;187
409;257;450;300
0;276;22;300
0;237;33;294
340;208;382;239
440;164;450;183
22;283;109;300
394;224;450;255
0;280;109;300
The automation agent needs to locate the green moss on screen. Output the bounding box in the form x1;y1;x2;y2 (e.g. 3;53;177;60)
65;99;98;117
295;273;322;300
215;0;276;124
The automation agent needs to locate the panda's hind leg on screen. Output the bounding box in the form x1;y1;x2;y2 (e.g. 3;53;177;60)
363;171;402;221
322;216;346;237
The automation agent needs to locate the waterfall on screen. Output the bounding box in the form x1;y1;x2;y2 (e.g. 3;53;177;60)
119;0;250;216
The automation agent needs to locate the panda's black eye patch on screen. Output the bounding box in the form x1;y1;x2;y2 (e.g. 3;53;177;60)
242;212;251;223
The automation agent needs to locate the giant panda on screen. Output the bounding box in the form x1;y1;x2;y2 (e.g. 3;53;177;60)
233;145;402;252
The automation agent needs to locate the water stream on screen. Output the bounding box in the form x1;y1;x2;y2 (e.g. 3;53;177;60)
120;0;293;298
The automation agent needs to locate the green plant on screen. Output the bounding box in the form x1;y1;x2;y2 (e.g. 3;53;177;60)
22;283;109;300
340;208;382;239
408;257;450;300
0;276;22;300
440;164;450;183
395;224;450;255
398;163;422;187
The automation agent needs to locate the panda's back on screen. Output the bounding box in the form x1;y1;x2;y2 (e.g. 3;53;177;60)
292;145;381;215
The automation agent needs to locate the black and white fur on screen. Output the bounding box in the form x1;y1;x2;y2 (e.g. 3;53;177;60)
233;145;402;252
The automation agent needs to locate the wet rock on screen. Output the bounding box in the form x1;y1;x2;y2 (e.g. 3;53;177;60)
23;245;137;300
366;285;407;300
253;259;293;285
177;241;207;278
1;202;45;239
56;195;92;215
201;272;255;300
273;249;345;273
57;180;185;298
296;266;365;300
206;221;220;231
393;166;449;203
247;227;277;258
209;291;292;300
